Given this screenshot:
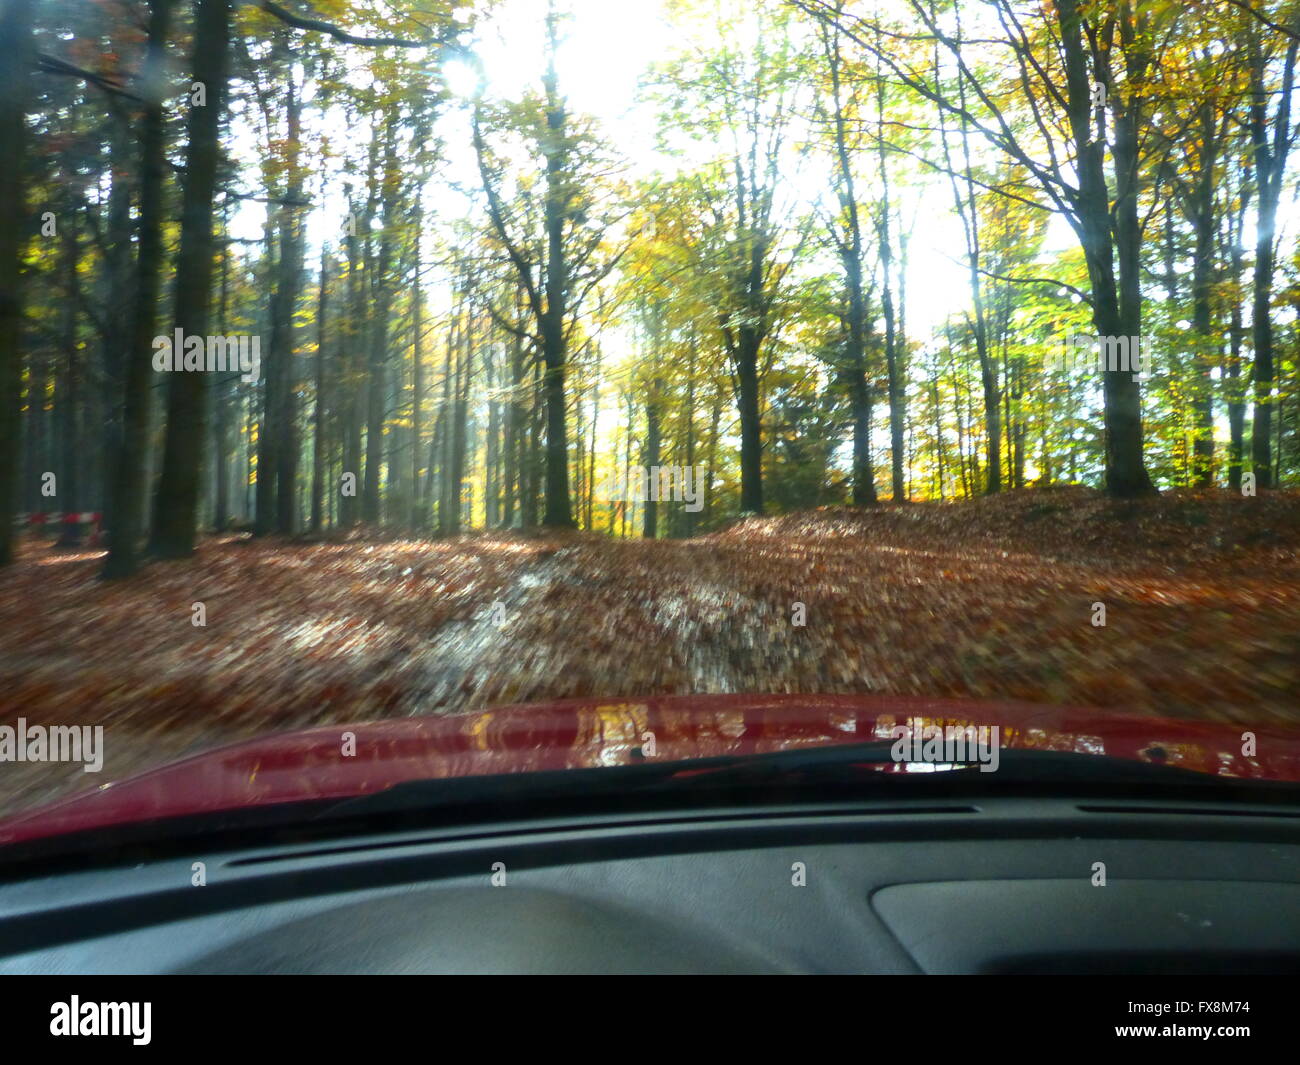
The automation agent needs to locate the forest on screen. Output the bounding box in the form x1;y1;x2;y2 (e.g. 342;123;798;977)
2;0;1299;563
1;0;1299;812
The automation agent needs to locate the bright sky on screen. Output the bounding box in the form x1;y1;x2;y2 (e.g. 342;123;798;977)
227;0;983;340
234;0;1300;390
430;0;678;238
232;0;1300;347
450;0;984;334
214;0;1300;499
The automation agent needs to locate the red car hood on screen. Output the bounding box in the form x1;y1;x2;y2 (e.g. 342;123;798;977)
2;694;1298;847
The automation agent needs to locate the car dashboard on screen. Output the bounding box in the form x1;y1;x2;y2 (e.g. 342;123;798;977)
2;794;1300;974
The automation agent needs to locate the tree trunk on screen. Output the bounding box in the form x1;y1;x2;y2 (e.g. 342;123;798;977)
274;94;306;535
643;383;661;538
943;33;1001;495
1189;141;1217;486
523;360;542;529
104;0;176;574
54;221;82;548
1227;184;1251;490
410;224;423;531
362;121;397;525
255;88;306;537
438;300;458;535
1248;27;1298;489
448;310;471;534
485;347;499;528
311;243;328;533
735;330;764;513
150;0;231;557
341;218;363;528
874;55;907;502
0;0;37;565
823;18;877;505
540;18;574;529
1176;104;1223;486
1055;0;1154;497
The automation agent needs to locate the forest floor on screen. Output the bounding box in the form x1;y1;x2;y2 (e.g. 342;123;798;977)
3;485;1299;816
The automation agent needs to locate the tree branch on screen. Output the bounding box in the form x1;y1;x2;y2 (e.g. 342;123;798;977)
976;265;1094;307
253;0;464;53
1224;0;1300;41
36;53;147;103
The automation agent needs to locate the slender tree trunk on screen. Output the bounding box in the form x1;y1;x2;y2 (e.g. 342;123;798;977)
643;382;661;539
1249;28;1298;488
1227;181;1251;490
822;17;876;505
486;345;499;528
23;350;43;517
940;17;1000;495
1004;343;1016;489
410;224;423;531
1189;204;1216;487
734;330;764;513
341;219;363;528
522;359;542;529
104;0;176;574
98;112;135;541
55;222;82;547
874;43;907;502
274;99;306;535
0;0;37;565
212;204;232;531
362;120;397;524
1187;105;1223;486
930;371;946;499
311;243;329;532
438;299;458;535
256;85;308;537
589;345;603;529
703;390;721;524
449;309;471;534
150;0;231;556
539;16;575;528
362;249;390;525
502;327;524;528
967;293;1001;494
949;349;970;497
621;391;634;536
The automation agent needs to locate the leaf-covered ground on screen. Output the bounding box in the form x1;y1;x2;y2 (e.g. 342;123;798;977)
2;486;1298;816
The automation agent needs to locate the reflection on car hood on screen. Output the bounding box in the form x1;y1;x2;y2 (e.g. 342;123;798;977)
2;694;1298;845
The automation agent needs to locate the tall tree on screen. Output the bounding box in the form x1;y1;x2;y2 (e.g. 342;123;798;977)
801;0;1158;496
813;6;877;504
658;2;808;514
0;0;38;566
1247;12;1299;487
933;4;999;493
149;0;232;557
472;4;626;527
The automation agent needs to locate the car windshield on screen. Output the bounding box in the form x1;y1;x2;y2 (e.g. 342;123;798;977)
1;0;1299;845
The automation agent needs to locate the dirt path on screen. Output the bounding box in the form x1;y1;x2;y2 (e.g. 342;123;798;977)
2;489;1298;816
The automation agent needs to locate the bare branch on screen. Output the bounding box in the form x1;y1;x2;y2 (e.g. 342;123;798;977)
36;53;147;103
252;0;462;52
